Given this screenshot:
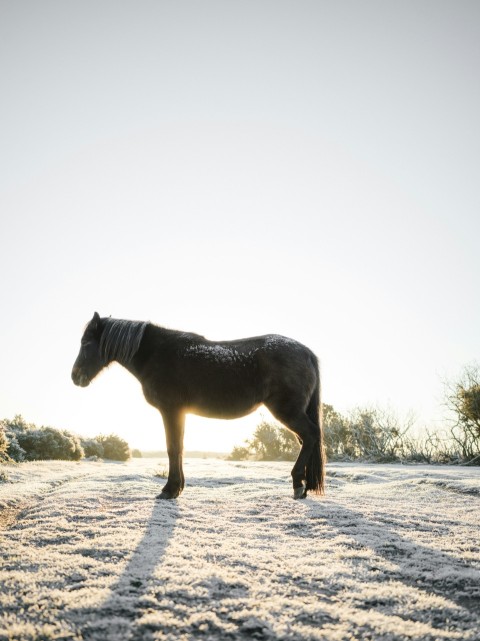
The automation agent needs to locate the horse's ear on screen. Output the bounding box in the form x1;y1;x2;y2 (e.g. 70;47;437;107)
92;312;100;328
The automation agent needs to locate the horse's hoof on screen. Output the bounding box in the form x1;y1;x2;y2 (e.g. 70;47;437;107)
156;490;177;500
293;486;307;500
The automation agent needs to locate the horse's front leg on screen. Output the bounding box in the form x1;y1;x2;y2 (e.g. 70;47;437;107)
157;409;185;500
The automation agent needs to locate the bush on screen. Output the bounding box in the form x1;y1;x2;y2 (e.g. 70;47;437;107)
0;425;8;461
1;415;27;461
445;364;480;464
80;438;105;458
323;404;354;459
1;415;83;462
131;448;143;458
0;417;132;464
250;420;300;460
5;432;26;462
95;434;130;461
228;419;300;461
228;445;252;461
20;427;83;461
0;417;134;464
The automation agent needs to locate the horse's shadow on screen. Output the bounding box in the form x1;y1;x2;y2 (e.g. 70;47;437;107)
70;497;178;640
308;500;480;616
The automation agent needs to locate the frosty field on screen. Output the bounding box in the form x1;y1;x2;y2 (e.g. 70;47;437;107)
0;458;479;641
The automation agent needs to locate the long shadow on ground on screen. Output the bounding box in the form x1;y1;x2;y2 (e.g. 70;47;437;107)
69;498;178;641
308;501;480;620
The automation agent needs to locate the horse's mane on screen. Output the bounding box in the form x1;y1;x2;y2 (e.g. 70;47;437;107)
99;318;148;364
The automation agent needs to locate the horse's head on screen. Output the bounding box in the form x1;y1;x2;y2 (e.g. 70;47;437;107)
72;312;105;387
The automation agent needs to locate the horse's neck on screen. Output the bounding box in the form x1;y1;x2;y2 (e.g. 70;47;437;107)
118;323;164;372
100;319;148;369
120;324;189;376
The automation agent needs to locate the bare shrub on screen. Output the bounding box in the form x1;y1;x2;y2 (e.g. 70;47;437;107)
324;405;415;462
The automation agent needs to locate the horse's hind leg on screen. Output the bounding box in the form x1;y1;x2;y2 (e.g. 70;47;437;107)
290;416;319;499
157;409;185;500
266;403;318;499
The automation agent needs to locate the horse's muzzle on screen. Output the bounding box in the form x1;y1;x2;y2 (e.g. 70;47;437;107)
72;368;90;387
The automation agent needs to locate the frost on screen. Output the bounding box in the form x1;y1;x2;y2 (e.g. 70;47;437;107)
184;343;246;365
0;459;479;640
182;334;301;366
264;334;299;349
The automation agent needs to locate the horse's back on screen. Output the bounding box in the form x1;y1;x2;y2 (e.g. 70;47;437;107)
183;333;317;387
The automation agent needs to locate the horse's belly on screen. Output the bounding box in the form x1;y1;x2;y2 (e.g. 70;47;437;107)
189;401;261;420
188;378;261;418
188;403;260;419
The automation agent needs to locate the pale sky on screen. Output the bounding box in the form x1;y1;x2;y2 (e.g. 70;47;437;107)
1;1;479;452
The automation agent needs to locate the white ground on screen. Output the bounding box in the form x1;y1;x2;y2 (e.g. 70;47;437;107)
0;458;479;641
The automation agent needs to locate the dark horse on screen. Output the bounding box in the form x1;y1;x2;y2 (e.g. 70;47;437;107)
72;313;325;500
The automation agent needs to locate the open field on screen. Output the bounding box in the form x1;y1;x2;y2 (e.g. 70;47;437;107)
0;458;479;641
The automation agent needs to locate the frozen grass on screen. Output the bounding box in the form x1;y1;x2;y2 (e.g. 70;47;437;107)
0;458;479;640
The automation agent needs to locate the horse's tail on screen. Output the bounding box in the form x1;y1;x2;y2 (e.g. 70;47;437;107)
305;357;326;494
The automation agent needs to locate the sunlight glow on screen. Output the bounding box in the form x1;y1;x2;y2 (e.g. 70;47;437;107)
0;2;479;453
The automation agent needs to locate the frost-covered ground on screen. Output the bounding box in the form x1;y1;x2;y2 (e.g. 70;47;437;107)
0;458;479;641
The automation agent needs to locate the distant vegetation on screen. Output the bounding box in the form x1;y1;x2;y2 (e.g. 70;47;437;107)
0;415;132;463
228;405;471;465
228;408;420;463
2;365;479;467
229;364;480;466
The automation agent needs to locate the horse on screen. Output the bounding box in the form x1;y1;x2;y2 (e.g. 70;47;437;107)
72;313;325;500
